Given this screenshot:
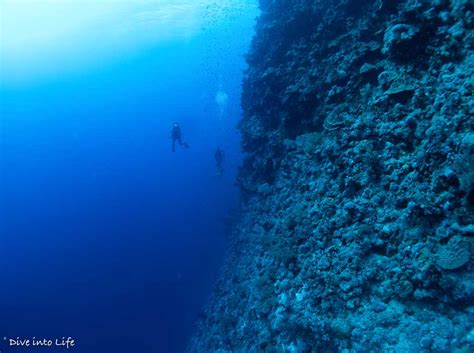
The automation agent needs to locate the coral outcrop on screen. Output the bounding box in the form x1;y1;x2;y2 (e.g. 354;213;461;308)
189;0;474;352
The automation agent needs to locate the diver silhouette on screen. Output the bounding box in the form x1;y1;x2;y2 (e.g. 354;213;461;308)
215;147;225;176
171;123;189;152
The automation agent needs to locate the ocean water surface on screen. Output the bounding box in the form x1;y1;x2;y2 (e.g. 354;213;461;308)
0;1;258;352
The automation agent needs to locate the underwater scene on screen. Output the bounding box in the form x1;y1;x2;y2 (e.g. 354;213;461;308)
1;0;473;352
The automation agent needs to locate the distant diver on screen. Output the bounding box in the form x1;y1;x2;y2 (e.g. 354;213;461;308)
171;123;190;152
214;147;225;176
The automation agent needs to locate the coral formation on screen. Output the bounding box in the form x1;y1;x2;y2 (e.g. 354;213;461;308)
189;0;474;352
436;236;471;270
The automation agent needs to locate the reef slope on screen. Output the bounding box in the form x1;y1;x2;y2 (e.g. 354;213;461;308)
190;0;474;352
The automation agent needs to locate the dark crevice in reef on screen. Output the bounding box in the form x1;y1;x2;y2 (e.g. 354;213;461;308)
189;0;474;352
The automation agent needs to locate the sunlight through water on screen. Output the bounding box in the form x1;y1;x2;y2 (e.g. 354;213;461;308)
0;0;257;84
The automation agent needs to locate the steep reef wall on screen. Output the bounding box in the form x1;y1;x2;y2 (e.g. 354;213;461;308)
190;0;474;352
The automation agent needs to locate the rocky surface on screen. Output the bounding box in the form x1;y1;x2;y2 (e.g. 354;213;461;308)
189;0;474;352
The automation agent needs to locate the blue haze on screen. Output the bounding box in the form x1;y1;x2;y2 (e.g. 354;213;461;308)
0;5;257;353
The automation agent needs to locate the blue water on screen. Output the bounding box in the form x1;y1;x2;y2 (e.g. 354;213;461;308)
0;4;257;353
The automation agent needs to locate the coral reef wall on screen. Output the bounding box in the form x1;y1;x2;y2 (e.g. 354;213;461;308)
190;0;474;352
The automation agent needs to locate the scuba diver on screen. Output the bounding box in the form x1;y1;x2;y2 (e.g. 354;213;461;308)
171;123;189;152
215;147;225;176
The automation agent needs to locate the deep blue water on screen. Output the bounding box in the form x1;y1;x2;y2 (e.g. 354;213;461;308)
0;6;257;353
